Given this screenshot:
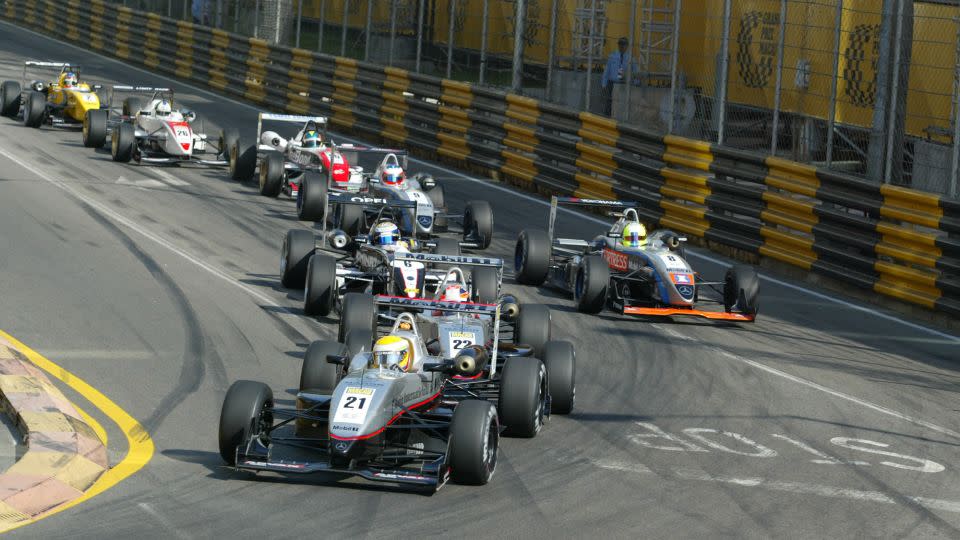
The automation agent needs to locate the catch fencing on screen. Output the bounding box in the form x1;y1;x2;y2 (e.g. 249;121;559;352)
3;0;960;318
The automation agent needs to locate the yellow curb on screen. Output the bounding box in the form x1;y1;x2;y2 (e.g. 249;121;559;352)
0;330;154;534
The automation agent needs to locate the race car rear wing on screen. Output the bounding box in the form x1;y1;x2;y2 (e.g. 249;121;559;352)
257;112;328;142
104;85;174;112
374;295;502;374
326;192;417;209
547;196;643;250
21;61;84;87
392;253;503;269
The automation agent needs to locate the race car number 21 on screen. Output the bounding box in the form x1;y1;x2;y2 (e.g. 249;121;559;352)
333;387;375;424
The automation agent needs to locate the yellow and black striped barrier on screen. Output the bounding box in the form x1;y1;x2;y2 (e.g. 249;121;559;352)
3;0;959;318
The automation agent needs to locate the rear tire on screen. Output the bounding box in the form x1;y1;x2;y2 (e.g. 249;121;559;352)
0;81;20;117
338;292;377;343
426;184;447;232
304;254;337;316
298;170;329;222
514;229;550;285
334;202;364;236
542;340;575;414
82;109;107;148
498;356;547;438
259;151;284;197
344;329;374;357
470;266;499;304
218;380;273;466
219;128;239;161
724;264;759;316
463;200;494;250
448;400;499;485
575;255;609;314
281;229;315;289
122;96;145;117
22;91;45;128
432;237;461;270
111;122;135;163
300;340;345;394
515;303;551;358
230;140;256;181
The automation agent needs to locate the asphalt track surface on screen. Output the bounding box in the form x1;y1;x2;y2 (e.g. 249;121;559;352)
1;21;959;539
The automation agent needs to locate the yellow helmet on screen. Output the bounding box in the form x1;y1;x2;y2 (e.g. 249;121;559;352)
622;222;648;248
370;335;412;371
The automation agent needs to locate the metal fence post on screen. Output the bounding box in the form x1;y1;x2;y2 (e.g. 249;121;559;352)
216;0;223;28
825;0;844;166
234;0;240;33
364;0;374;62
866;0;896;182
584;0;597;110
388;0;398;66
951;18;960;197
182;0;188;21
715;0;732;144
447;0;457;79
667;0;682;133
415;0;425;73
253;0;260;38
770;0;787;155
512;0;526;92
274;0;282;43
341;0;349;56
544;0;558;100
166;0;171;18
883;0;905;184
623;0;637;120
318;0;326;52
479;0;491;85
296;0;303;48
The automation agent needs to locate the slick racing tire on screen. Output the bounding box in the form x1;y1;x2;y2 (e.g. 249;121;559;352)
470;266;499;304
281;228;315;289
426;183;448;232
334;202;364;236
0;81;21;117
498;356;547;438
514;303;551;358
432;237;461;270
259;151;284;198
122;96;145;117
463;200;494;250
724;264;759;316
218;380;273;466
514;229;550;285
542;340;575;414
304;253;337;317
575;255;609;314
297;170;329;222
22;91;45;128
344;329;374;357
448;400;499;485
300;340;346;394
218;128;239;162
82;109;108;148
338;293;377;343
111;122;136;163
230;140;257;181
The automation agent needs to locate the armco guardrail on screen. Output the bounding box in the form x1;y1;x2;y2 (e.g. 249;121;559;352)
3;0;959;318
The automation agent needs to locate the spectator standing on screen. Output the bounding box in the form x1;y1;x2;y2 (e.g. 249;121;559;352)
601;37;638;116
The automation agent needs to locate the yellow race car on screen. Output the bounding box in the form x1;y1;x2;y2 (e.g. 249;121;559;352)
0;61;102;128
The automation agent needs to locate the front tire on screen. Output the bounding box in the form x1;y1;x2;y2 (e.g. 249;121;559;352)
470;266;499;304
111;122;135;163
542;340;575;414
304;253;337;316
575;255;609;314
300;340;345;394
514;303;551;358
122;96;145;117
281;229;315;289
463;200;494;250
338;292;377;343
334;202;364;236
498;356;547;438
82;109;108;148
724;264;759;316
22;91;45;128
514;229;550;285
218;380;273;466
0;81;21;117
259;151;284;197
448;400;499;485
298;170;329;222
219;128;239;161
230;140;256;181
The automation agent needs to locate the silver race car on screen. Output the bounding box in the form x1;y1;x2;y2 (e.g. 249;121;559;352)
514;196;759;321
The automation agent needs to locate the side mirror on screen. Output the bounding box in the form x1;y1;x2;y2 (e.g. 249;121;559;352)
424;361;452;373
184;110;197;122
326;354;347;365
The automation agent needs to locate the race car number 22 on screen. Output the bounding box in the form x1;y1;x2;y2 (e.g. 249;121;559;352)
333;387;375;424
448;331;476;352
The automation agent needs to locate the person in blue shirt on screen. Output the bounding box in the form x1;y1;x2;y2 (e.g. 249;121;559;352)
601;37;639;116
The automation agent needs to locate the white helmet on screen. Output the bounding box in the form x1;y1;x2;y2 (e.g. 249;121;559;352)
260;130;286;151
155;100;172;116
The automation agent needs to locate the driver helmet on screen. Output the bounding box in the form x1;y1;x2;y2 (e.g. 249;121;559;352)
441;282;469;303
382;165;404;187
155;100;172;117
302;129;321;148
370;336;413;372
62;72;77;88
373;221;401;250
260;130;286;151
622;222;648;248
